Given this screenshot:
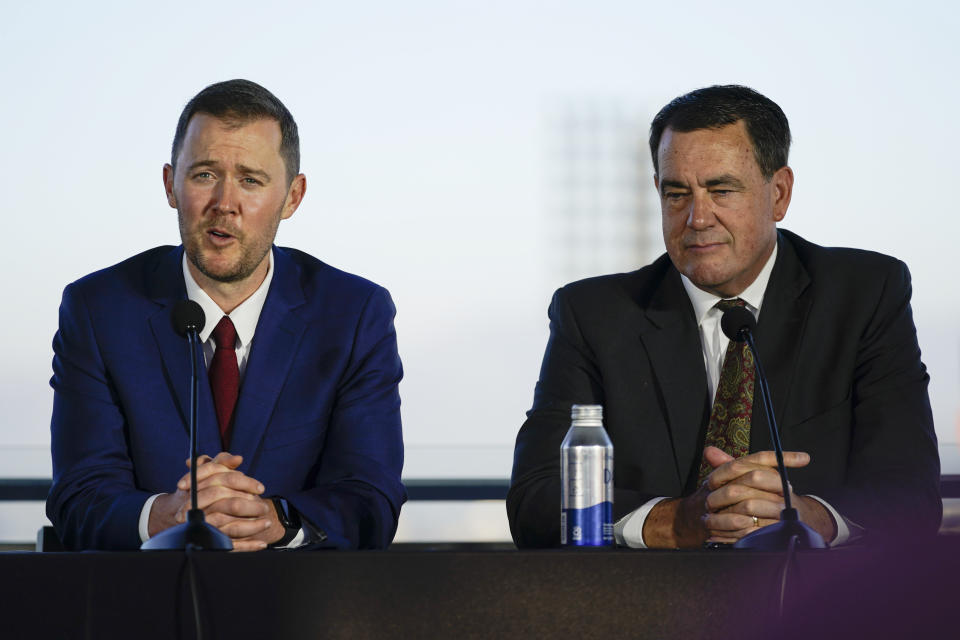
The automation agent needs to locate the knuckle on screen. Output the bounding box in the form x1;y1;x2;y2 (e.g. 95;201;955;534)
704;494;718;511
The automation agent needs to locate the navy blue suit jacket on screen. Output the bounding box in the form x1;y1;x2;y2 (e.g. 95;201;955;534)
48;245;405;550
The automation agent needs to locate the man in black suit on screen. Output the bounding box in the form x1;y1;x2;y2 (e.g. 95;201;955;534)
507;85;941;548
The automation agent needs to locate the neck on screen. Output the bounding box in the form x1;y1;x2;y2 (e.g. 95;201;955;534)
187;258;268;315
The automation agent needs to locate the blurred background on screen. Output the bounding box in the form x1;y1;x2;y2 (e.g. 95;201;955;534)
1;0;957;543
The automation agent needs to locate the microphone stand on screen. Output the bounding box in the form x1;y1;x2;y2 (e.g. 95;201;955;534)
732;328;826;551
142;322;232;551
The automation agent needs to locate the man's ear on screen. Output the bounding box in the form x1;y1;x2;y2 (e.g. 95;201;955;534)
280;174;307;221
771;166;793;222
163;164;177;209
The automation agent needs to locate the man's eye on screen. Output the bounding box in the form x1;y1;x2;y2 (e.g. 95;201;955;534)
664;192;686;201
193;172;213;180
243;178;261;185
712;190;732;196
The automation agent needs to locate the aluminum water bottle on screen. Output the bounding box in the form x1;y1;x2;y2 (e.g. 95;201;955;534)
561;404;614;546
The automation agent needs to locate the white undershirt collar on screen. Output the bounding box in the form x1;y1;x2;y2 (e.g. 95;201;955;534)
181;248;274;349
680;241;778;323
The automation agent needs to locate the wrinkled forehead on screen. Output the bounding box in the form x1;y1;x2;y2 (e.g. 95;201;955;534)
656;123;759;178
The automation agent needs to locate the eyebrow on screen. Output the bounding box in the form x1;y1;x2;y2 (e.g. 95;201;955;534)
237;164;271;183
186;160;271;182
659;179;689;194
704;174;745;189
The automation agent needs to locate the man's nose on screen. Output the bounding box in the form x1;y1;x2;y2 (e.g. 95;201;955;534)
686;193;715;230
212;179;239;215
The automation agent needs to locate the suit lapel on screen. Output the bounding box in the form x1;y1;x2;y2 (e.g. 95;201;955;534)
147;246;221;456
751;232;812;452
637;265;710;492
229;247;307;466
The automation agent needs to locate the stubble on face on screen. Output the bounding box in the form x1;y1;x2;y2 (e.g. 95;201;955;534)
166;114;299;300
178;207;281;284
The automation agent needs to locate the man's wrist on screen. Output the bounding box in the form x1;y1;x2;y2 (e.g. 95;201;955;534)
642;494;708;549
269;497;301;548
797;495;837;543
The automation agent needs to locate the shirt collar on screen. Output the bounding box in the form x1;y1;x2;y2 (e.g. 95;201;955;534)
680;241;778;326
181;248;275;347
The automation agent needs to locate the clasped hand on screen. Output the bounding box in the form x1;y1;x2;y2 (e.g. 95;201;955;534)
697;446;807;543
697;446;834;544
148;452;285;551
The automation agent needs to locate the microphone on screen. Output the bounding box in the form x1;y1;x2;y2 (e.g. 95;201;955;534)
172;300;205;336
720;306;826;551
142;301;232;551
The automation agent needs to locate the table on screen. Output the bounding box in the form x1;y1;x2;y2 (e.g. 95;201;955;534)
2;537;957;639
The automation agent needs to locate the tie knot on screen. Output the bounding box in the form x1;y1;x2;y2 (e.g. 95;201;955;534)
716;298;747;313
212;316;237;350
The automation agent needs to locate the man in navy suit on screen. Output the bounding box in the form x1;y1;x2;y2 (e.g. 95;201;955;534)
508;85;941;548
47;79;405;550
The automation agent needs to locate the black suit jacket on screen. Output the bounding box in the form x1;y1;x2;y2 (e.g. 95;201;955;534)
507;229;941;547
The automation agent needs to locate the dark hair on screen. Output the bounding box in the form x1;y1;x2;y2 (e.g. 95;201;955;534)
171;79;300;183
649;85;790;179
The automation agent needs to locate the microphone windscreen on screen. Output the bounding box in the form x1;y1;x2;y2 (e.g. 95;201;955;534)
171;300;205;336
720;305;757;342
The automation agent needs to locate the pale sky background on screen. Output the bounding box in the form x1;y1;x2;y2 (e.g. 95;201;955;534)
1;0;957;480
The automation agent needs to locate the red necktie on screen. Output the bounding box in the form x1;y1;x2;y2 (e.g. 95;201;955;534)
209;316;239;448
698;298;754;484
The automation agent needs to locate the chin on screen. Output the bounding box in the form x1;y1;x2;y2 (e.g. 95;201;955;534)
202;265;247;284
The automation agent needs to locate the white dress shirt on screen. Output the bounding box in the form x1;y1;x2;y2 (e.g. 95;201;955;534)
613;245;851;547
139;250;304;547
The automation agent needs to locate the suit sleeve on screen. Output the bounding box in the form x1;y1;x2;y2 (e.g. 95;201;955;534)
46;283;152;550
284;286;406;549
508;288;658;548
819;260;941;538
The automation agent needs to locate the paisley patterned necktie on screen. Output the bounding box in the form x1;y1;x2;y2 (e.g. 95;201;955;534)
698;298;754;484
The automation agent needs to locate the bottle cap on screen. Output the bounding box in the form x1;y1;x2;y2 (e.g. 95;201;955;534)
571;404;603;422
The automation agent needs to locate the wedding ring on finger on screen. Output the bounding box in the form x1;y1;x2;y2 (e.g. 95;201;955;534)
751;515;759;527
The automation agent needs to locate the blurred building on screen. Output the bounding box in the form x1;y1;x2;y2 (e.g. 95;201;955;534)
544;100;661;286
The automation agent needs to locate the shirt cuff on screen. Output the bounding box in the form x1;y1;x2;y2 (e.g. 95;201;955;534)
276;528;306;549
806;494;855;546
613;497;668;548
139;493;162;543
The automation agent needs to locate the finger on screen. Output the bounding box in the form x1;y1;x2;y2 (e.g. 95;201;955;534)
185;454;213;468
203;495;272;519
704;511;757;533
178;461;231;489
230;539;269;552
706;535;740;544
186;452;242;468
741;450;810;469
175;486;262;520
176;454;214;485
210;452;243;468
710;497;785;520
707;450;809;489
194;470;265;496
203;510;272;536
705;513;779;538
179;461;256;491
219;517;274;539
703;446;735;470
705;475;786;510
